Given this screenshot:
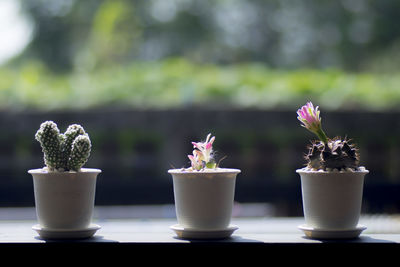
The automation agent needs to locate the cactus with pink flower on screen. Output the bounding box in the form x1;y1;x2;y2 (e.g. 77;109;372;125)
187;133;219;171
297;102;359;171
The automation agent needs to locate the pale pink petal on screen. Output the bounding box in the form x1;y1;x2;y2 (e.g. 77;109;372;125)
205;133;211;144
205;142;212;150
192;142;201;149
209;136;215;144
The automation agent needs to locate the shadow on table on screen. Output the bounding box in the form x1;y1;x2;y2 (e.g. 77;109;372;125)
301;235;396;243
34;235;119;243
173;235;263;243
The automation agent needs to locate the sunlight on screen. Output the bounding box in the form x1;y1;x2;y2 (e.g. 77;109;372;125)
0;0;33;65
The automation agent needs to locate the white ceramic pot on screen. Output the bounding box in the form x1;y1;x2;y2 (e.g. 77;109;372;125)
297;168;368;230
28;168;101;230
168;168;240;230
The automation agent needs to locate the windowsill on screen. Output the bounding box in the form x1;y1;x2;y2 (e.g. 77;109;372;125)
0;205;399;244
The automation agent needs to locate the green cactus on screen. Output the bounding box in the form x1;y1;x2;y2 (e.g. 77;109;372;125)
35;121;91;171
35;121;63;170
67;135;91;171
305;138;359;170
60;124;86;168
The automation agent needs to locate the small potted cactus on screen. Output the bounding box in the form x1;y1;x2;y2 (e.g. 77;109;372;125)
296;102;369;239
168;133;241;239
28;121;101;239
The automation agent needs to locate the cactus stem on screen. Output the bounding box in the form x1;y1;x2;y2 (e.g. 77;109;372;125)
315;128;328;144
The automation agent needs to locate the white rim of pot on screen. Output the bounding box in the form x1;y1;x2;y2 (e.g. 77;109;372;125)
296;167;368;175
168;168;241;175
28;168;102;175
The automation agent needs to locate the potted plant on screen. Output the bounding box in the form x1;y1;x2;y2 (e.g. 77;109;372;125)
296;102;369;239
168;133;241;239
28;121;101;239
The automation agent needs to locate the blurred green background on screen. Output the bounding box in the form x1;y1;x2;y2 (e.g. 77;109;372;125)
1;0;400;111
1;0;400;215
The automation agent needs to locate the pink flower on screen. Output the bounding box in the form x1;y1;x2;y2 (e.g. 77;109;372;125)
297;102;321;131
188;150;203;171
187;133;216;170
191;133;215;164
297;102;328;143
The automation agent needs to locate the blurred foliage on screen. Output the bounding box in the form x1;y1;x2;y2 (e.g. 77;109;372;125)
1;58;400;111
1;0;399;111
17;0;400;72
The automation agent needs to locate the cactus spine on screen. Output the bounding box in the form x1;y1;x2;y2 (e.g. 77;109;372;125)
35;121;91;171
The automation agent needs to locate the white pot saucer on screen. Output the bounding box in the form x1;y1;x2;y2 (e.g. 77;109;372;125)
32;224;101;240
298;224;367;240
170;224;238;240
